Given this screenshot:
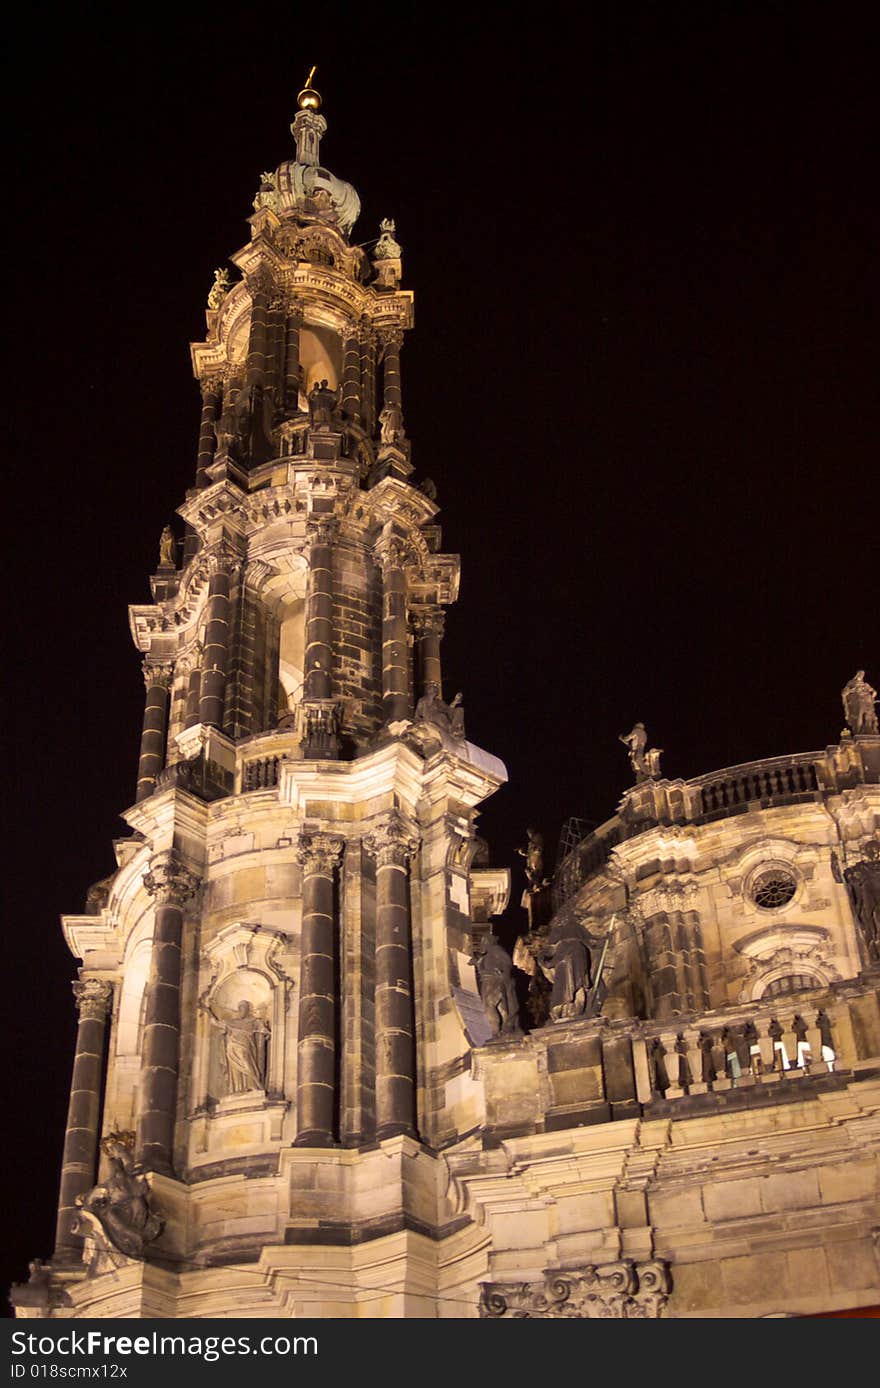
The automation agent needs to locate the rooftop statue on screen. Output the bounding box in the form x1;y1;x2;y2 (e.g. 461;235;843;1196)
158;525;177;570
619;722;663;782
374;217;402;260
842;670;878;736
207;267;232;311
476;934;521;1038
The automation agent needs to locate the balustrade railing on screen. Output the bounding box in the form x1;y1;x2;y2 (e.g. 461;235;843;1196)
695;753;820;817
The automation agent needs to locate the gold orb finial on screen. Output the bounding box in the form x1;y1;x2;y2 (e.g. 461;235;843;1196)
297;65;321;111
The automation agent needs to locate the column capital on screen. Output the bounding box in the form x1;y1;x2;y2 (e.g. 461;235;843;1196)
364;812;419;868
141;660;174;691
246;266;275;299
374;535;412;575
306;516;339;550
143;851;200;906
72;978;113;1021
204;543;243;579
378;326;405;354
411;605;445;640
297;831;345;877
199;374;224;399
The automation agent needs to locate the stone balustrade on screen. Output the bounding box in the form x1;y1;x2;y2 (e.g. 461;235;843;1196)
235;729;302;794
474;977;880;1142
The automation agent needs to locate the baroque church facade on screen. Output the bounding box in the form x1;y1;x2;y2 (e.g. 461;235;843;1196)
13;79;880;1319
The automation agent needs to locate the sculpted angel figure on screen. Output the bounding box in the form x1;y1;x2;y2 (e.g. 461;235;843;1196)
207;267;232;310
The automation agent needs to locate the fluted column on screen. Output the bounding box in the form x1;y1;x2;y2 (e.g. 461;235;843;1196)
412;605;445;698
304;521;335;701
136;853;199;1174
376;537;411;724
283;299;303;417
365;814;419;1140
54;979;113;1260
295;832;344;1146
195;375;222;488
136;662;173;802
199;550;239;729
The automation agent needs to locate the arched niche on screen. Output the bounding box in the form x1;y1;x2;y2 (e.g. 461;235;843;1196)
278;597;305;716
299;323;341;402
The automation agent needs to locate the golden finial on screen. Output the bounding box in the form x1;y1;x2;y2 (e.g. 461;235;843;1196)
297;66;321;111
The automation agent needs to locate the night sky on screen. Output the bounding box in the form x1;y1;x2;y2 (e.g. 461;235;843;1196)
5;7;878;1303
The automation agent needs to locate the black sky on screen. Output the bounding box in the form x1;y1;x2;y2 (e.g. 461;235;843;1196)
4;5;878;1302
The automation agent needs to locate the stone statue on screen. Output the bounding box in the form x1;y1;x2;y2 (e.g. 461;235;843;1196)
378;404;405;447
476;935;521;1038
544;919;591;1022
207;267;232;310
307;378;339;429
253;170;280;213
843;841;880;962
374;217;402;259
699;1031;717;1083
650;1038;670;1092
210;1000;270;1094
158;525;177;569
517;828;548;895
674;1034;693;1088
743;1020;762;1076
792;1014;812;1070
74;1132;163;1260
842;670;878;736
619;723;663;782
414;681;465;738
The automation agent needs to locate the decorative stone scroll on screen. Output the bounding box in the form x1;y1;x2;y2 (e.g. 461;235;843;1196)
480;1259;672;1318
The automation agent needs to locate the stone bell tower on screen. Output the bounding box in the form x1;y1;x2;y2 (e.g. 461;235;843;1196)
19;74;511;1319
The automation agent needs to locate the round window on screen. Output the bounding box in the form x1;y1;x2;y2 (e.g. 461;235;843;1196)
751;868;798;911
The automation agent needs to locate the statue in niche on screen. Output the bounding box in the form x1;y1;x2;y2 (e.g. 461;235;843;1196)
842;842;880;962
414;681;465;739
476;934;521;1038
307;379;339;429
74;1132;163;1261
209;999;271;1094
619;722;663;783
207;267;232;310
378;403;405;447
158;525;177;569
841;670;878;736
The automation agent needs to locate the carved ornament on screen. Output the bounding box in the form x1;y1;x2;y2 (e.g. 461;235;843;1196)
480;1260;672;1319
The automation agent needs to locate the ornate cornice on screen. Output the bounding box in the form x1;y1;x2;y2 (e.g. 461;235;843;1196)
363;812;419;869
72;978;113;1022
480;1260;671;1319
635;879;701;919
297;831;345;878
143;852;200;906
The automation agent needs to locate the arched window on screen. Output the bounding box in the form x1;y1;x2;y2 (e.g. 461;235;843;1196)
278;598;305;719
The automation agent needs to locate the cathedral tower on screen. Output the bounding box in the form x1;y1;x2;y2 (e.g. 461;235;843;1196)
19;79;510;1318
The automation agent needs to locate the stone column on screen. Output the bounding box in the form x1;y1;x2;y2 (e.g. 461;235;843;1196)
295;832;344;1146
412;606;445;698
341;329;361;422
183;645;203;729
136;853;199;1174
136;662;173;802
283;299;303;416
304;521;335;701
246;270;272;391
360;319;376;436
376;537;411;724
365;814;419;1140
380;328;404;419
199;550;239;729
195;375;222;488
54;978;113;1260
